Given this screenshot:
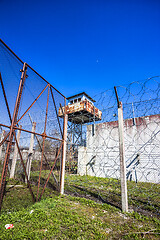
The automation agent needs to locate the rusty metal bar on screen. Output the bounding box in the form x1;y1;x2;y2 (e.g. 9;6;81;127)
0;132;9;147
0;63;27;211
0;39;66;210
50;87;63;137
36;85;50;201
0;72;13;148
0;39;24;64
36;136;45;201
0;123;63;142
0;73;12;122
36;135;45;201
16;84;49;124
0;39;65;98
59;103;64;115
36;135;59;188
28;113;59;188
44;85;50;131
38;142;63;201
114;86;120;108
26;63;65;98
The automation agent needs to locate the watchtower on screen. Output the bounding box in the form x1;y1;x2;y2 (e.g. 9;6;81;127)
59;92;102;143
59;92;102;172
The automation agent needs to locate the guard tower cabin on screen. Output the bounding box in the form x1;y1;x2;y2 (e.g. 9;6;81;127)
59;92;102;124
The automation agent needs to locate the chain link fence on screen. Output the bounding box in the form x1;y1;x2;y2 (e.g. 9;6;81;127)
0;39;66;211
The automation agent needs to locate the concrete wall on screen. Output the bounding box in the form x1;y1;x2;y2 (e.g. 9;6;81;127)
78;114;160;183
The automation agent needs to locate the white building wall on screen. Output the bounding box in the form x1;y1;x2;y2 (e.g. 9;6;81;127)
78;115;160;183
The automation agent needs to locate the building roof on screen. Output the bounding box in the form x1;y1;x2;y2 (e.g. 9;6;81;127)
67;92;96;102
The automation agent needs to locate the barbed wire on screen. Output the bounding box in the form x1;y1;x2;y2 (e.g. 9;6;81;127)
0;40;159;216
65;77;160;216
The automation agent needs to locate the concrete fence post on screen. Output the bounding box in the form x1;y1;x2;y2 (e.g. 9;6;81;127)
118;102;128;212
0;130;5;161
10;126;22;178
60;111;68;194
25;122;36;183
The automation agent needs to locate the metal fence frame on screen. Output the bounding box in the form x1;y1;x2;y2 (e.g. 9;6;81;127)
0;39;67;211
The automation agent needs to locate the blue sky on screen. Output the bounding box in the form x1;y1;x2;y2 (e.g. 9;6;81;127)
0;0;160;98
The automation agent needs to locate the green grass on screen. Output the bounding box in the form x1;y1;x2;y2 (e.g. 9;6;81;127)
64;174;160;216
0;194;160;239
0;173;160;239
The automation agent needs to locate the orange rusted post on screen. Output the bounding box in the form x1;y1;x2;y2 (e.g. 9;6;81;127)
36;85;50;201
0;63;27;210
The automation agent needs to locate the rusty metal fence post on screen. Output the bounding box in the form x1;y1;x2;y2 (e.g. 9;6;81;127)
0;39;67;211
0;62;27;210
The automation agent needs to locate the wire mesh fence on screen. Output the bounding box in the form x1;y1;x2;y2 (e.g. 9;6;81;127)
117;79;160;215
0;39;66;211
0;39;159;217
65;77;160;217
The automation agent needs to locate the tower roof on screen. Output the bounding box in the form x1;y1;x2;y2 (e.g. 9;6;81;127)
67;92;96;103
